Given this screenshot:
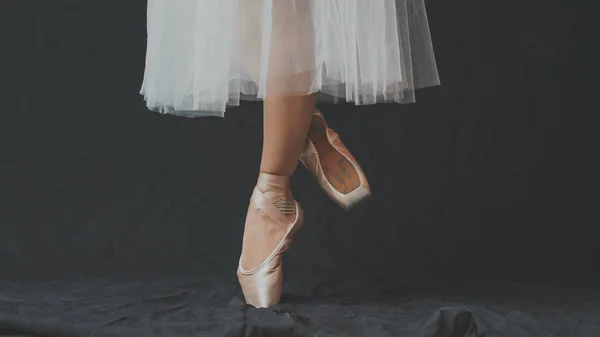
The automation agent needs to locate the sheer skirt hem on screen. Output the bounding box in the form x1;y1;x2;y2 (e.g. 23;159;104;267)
140;0;440;117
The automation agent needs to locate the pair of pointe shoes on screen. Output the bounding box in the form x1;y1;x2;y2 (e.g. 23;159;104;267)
237;109;371;308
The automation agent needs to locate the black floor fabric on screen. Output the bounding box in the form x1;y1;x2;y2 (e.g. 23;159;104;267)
1;279;598;337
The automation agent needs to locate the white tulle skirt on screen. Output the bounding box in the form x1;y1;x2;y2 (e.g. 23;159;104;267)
140;0;440;117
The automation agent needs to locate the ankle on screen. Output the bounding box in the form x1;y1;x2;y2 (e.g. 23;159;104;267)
259;161;299;177
256;172;296;217
257;172;290;189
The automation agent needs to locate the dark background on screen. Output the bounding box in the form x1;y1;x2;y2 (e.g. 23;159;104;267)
0;1;596;336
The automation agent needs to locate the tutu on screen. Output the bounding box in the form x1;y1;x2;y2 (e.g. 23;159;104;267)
140;0;440;117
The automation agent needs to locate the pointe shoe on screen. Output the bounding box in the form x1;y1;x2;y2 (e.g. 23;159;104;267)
300;109;371;210
237;173;304;308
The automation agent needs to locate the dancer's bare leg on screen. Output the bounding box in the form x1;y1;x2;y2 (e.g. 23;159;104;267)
260;94;316;177
237;1;316;308
253;0;316;217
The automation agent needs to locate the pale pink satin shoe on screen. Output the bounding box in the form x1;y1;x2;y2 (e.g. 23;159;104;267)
237;173;304;308
300;109;371;210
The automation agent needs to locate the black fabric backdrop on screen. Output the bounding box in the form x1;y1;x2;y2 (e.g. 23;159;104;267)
0;1;597;337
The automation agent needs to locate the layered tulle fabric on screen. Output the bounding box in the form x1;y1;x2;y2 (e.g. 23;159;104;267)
140;0;440;117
